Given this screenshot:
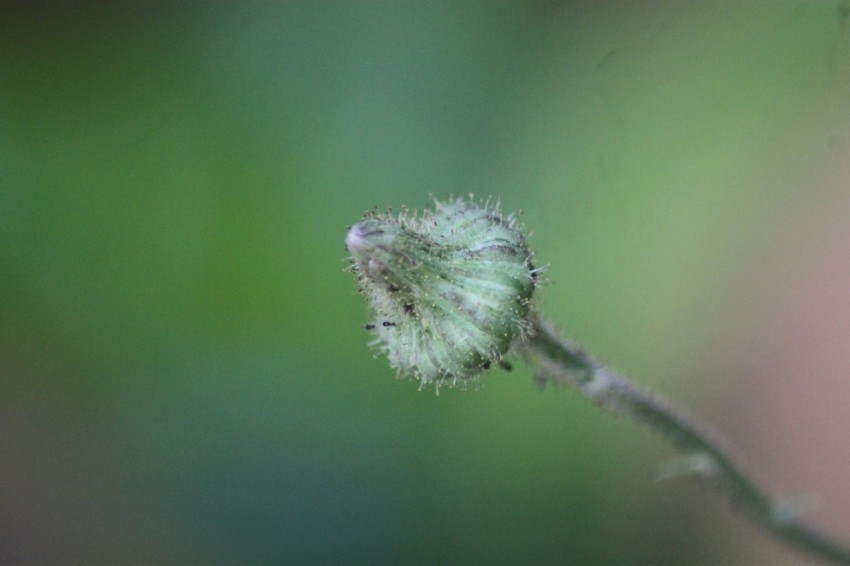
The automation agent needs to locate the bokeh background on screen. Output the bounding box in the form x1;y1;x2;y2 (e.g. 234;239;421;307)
3;2;850;564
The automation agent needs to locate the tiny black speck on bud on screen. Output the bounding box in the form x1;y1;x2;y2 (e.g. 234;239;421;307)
345;196;538;388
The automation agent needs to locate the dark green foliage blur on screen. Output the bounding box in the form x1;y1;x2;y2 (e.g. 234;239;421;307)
2;2;849;564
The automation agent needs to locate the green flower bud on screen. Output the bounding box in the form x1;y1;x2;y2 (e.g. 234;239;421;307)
345;196;538;389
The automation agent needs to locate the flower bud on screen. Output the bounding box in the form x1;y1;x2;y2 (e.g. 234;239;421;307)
345;197;538;388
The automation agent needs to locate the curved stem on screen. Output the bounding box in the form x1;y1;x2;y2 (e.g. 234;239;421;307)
519;314;850;565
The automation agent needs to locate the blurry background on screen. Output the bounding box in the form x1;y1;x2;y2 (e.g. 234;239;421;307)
2;1;850;564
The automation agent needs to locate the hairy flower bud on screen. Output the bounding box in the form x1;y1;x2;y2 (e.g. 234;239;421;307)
345;197;538;388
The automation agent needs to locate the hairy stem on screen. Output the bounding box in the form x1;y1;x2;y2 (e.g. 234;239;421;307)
519;314;850;565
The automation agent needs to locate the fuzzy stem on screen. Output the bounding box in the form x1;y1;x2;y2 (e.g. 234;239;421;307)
519;314;850;565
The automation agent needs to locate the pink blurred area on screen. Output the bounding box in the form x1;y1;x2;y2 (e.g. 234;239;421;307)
717;123;850;563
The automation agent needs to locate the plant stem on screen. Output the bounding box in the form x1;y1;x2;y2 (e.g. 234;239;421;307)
519;314;850;565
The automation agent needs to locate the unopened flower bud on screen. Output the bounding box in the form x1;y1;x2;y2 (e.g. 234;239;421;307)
345;197;538;388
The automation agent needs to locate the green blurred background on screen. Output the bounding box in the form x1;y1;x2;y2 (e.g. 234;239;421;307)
3;2;850;564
